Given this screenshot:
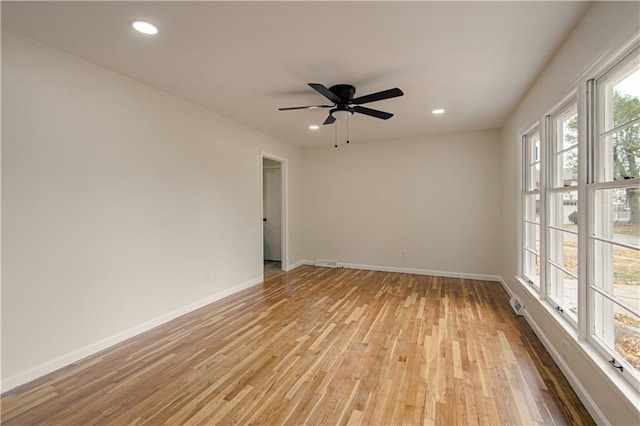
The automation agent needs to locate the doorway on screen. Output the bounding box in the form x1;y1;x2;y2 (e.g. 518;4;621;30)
262;155;286;278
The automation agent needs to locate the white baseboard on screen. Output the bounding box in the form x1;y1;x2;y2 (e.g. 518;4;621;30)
498;277;514;297
286;259;313;271
1;276;262;393
287;259;500;282
340;262;501;282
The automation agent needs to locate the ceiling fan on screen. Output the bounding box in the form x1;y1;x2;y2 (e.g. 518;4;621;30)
279;83;404;125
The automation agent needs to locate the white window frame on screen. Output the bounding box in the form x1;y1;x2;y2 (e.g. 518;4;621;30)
587;46;640;391
545;99;580;328
521;127;544;291
517;40;640;394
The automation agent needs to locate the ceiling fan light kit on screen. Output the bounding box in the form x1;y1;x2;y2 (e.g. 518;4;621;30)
331;110;352;121
279;82;404;147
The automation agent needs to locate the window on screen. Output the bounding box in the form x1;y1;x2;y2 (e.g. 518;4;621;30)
518;42;640;392
547;102;579;325
522;129;542;290
589;48;640;387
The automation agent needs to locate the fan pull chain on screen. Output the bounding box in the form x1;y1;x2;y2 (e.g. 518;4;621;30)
346;115;350;144
332;114;351;148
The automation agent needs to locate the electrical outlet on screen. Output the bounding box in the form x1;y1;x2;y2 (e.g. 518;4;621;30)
401;250;406;258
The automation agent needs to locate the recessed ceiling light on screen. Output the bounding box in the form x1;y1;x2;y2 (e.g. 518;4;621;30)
309;125;320;130
432;109;445;115
131;20;158;35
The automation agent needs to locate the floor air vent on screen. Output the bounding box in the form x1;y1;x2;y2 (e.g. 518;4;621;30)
314;259;339;268
509;296;525;316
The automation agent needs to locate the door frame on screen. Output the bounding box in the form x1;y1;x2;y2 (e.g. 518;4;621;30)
261;152;288;274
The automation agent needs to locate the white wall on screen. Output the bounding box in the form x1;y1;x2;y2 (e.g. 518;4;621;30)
302;130;501;279
1;30;304;389
500;2;640;424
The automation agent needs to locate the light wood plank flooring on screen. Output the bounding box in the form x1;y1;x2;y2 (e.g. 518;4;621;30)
1;266;594;425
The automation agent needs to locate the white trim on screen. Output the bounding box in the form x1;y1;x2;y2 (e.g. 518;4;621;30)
1;276;262;393
295;260;500;282
498;277;514;297
287;259;313;270
259;260;500;284
339;262;501;282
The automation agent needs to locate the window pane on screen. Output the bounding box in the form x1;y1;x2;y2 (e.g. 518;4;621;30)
524;194;541;223
612;68;640;128
525;223;540;253
529;132;540;163
549;264;578;321
599;122;640;182
528;163;541;191
553;148;578;187
593;239;640;309
549;191;578;230
549;229;578;275
526;132;541;191
594;187;640;248
559;110;578;150
593;292;640;375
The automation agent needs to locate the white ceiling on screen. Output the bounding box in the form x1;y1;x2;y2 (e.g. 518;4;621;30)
2;1;589;147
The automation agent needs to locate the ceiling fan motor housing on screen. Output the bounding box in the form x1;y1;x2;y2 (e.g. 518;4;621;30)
329;84;356;102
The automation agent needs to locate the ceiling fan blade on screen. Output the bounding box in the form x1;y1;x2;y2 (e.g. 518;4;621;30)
352;88;404;105
278;105;332;111
309;83;341;103
323;114;336;125
353;106;394;120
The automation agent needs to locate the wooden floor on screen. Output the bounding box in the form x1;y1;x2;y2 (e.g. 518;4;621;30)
1;266;594;425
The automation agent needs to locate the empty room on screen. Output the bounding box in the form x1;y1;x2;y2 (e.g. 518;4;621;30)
2;1;639;425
